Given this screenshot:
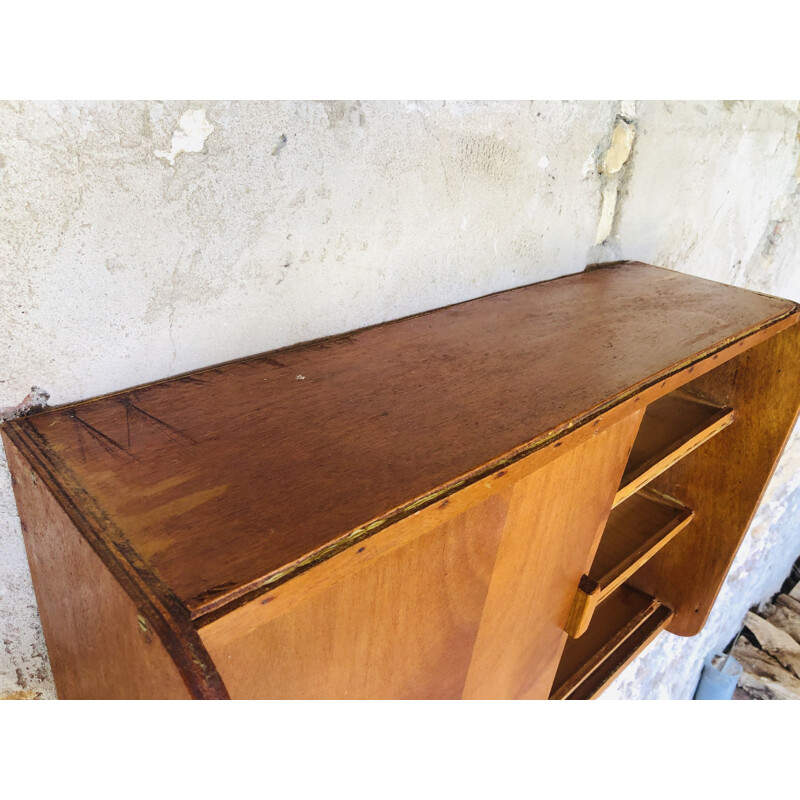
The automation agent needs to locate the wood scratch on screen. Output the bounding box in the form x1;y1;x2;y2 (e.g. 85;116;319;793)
68;410;134;460
122;399;196;445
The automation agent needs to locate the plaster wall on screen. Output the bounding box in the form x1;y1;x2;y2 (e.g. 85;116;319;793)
1;100;798;699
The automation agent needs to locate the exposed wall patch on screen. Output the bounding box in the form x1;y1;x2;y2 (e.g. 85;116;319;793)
154;109;214;166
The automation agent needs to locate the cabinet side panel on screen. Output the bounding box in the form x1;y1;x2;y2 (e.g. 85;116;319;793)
462;412;643;699
199;494;510;699
2;433;191;699
630;322;800;636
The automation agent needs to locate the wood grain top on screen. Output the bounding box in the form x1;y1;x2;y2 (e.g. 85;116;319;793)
5;262;797;620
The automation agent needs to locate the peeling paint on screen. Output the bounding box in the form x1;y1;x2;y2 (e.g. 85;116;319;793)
601;120;635;175
1;690;42;700
154;109;214;166
592;106;638;247
595;175;620;245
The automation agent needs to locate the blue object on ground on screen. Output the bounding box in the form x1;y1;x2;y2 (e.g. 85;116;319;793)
693;653;743;699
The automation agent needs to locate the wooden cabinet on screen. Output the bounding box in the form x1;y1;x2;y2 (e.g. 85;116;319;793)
3;261;799;699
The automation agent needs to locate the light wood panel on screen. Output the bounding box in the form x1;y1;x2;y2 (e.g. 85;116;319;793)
591;491;693;586
3;435;192;699
629;322;800;635
461;411;642;699
200;493;510;699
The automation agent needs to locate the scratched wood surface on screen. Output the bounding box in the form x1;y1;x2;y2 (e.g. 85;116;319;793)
5;263;797;621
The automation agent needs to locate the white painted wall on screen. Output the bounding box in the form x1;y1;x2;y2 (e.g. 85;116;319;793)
1;100;798;699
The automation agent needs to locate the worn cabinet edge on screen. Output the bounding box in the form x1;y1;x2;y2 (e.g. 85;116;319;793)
1;426;229;699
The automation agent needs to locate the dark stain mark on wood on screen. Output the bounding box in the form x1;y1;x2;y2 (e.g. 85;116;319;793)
124;401;132;451
192;581;239;603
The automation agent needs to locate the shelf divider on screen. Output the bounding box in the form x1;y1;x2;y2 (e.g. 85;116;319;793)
551;585;673;700
565;489;693;637
613;390;734;508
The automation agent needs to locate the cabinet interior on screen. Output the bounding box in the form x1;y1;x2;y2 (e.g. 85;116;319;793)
553;360;744;699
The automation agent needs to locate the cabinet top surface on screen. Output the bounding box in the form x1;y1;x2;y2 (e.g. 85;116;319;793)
7;263;797;618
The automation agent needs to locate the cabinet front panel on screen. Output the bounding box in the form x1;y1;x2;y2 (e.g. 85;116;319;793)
200;493;510;699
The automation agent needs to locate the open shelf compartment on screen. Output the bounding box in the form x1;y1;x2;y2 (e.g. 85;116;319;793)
564;489;693;637
613;389;734;508
551;584;673;700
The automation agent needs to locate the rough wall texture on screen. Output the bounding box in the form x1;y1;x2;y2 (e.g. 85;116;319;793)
1;100;798;700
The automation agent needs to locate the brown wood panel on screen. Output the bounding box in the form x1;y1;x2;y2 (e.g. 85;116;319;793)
2;425;228;698
3;435;192;699
629;321;800;635
194;404;636;635
200;493;510;699
461;411;642;699
7;263;797;619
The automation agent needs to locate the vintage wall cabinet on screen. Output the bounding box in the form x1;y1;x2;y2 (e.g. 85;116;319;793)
3;262;800;699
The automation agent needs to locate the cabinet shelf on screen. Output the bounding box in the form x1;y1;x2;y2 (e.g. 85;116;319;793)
565;490;693;637
614;391;734;507
550;585;673;700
